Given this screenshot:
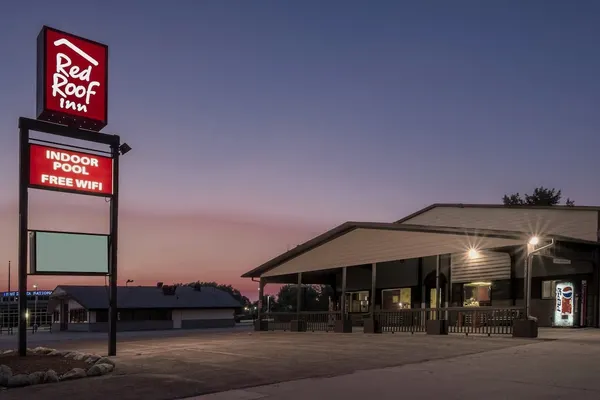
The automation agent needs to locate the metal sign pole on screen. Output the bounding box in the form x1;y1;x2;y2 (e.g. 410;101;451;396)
108;140;120;357
18;125;30;356
16;117;126;357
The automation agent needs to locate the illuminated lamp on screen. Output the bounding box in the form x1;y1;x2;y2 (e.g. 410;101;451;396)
468;248;479;259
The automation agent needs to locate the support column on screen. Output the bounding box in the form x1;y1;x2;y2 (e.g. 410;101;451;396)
426;254;448;335
291;273;306;332
435;254;441;310
417;257;424;309
335;267;352;333
370;263;377;315
594;248;600;328
509;252;518;307
296;272;302;316
364;263;380;333
444;255;450;319
341;267;347;316
254;278;267;331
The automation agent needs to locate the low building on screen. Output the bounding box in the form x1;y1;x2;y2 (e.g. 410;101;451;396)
1;290;53;328
48;284;242;332
243;203;600;330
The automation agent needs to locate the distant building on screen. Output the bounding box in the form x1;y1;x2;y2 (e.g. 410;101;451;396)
48;284;242;332
1;290;53;328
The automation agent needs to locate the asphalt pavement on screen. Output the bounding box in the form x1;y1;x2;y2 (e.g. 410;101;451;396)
2;327;599;400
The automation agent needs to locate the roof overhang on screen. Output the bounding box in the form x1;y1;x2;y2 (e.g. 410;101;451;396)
242;222;598;278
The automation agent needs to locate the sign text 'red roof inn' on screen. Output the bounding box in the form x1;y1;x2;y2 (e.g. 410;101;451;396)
29;144;113;196
36;26;108;131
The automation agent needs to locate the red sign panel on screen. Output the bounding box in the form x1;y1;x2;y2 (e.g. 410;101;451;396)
36;26;108;131
29;144;113;196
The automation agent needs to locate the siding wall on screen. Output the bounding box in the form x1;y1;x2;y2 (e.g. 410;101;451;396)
179;309;234;320
451;250;511;283
262;228;523;277
400;207;598;242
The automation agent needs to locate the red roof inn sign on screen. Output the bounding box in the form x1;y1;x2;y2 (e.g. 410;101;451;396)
37;26;108;131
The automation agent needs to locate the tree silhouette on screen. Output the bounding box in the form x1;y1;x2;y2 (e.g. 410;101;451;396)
502;186;574;207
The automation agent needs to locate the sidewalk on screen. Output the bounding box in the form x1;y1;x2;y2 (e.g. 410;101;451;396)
189;335;600;400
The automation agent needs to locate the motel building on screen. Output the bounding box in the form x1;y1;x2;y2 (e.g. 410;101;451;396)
243;204;600;337
47;284;242;332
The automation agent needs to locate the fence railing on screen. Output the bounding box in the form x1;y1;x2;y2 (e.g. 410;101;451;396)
265;312;293;331
264;312;342;332
264;307;524;336
300;311;341;332
374;309;427;333
374;307;523;335
446;307;523;335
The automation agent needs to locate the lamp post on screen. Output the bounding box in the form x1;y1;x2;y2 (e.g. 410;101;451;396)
525;237;554;319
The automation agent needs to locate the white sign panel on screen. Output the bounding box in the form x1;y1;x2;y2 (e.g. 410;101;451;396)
554;281;574;327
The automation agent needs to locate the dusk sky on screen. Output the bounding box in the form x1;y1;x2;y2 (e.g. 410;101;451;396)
0;1;599;299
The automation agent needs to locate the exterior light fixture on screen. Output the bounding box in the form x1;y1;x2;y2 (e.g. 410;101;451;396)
468;248;479;259
529;236;539;246
119;143;132;155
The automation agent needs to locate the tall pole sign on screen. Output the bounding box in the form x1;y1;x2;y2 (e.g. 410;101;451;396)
17;26;129;357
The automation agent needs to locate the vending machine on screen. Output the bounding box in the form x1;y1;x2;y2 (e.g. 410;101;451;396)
553;281;578;327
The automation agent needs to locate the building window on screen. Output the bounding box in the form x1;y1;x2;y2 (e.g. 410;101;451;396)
345;291;369;313
463;282;492;307
69;308;88;323
542;280;555;300
382;288;412;310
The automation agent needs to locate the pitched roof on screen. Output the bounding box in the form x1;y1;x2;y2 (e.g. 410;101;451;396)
241;221;599;278
51;285;242;310
395;203;600;223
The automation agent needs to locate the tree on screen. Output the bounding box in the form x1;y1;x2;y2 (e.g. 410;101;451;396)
182;281;251;307
272;284;333;312
502;186;574;207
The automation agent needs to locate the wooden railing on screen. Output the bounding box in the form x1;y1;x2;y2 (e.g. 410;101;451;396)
374;307;523;335
263;307;524;336
264;311;342;332
446;307;523;335
299;311;342;332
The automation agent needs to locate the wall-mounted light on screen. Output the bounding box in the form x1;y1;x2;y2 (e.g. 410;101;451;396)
529;236;539;246
468;248;479;259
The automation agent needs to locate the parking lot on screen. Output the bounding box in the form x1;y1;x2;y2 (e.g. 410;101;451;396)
0;329;538;400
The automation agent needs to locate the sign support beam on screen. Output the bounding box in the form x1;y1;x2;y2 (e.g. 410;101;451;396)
17;117;122;357
18;125;30;357
108;140;120;357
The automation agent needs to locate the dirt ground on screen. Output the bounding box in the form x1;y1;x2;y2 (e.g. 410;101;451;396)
0;330;534;400
0;354;88;375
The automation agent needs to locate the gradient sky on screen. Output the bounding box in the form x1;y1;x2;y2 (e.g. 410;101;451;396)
0;1;599;299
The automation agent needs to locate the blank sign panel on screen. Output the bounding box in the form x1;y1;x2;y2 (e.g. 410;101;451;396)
30;230;109;275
